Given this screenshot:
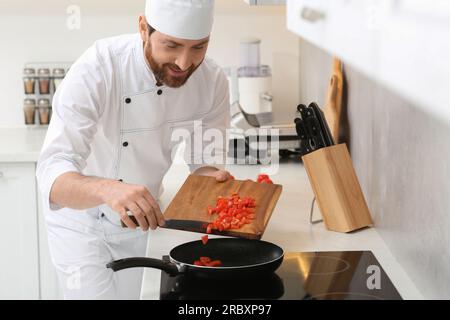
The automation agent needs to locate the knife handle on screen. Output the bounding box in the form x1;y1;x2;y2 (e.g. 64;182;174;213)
121;215;142;228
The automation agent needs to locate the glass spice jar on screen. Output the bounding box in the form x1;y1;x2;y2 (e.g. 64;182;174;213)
37;68;51;94
23;98;36;125
23;68;36;94
52;68;65;91
37;98;51;125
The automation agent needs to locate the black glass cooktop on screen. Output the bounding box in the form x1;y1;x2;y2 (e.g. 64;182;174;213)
159;251;402;300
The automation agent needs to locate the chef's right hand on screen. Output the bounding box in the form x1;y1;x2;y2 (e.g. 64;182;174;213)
103;181;166;231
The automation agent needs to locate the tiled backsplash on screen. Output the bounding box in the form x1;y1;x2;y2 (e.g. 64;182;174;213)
298;39;450;299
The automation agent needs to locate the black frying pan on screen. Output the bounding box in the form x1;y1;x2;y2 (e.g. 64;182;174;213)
106;238;284;279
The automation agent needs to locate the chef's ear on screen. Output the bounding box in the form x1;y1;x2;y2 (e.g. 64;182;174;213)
138;15;150;41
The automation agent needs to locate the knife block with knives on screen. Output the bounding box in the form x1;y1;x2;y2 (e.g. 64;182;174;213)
295;102;373;233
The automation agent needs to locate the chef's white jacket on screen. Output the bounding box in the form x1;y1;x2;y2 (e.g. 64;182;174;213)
36;33;230;230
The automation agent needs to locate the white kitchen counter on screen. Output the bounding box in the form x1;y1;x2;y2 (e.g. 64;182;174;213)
141;160;424;300
0;126;47;162
0;126;423;299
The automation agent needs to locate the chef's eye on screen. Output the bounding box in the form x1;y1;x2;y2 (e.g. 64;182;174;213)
193;46;204;50
167;44;178;49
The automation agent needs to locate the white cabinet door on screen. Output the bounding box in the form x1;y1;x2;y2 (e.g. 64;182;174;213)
287;0;380;78
37;189;63;299
287;0;450;123
0;163;39;299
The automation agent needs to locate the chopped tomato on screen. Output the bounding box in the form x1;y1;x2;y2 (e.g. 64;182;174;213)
205;192;257;233
257;173;273;184
193;257;222;267
199;256;211;264
201;235;209;245
208;260;222;267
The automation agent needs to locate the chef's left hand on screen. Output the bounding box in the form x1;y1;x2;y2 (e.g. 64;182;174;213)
194;167;233;182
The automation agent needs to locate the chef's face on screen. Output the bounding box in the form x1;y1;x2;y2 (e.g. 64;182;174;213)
139;17;209;88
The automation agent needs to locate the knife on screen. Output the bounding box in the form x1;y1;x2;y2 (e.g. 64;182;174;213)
309;102;335;147
121;216;262;239
295;102;335;156
295;104;316;156
122;216;209;233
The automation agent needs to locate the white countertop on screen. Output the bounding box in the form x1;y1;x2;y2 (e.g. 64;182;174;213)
0;126;423;299
141;161;424;300
0;126;47;162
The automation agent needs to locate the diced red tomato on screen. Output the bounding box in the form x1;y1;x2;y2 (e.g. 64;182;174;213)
208;260;222;267
201;235;209;245
199;256;211;264
204;192;258;233
257;174;273;184
193;257;222;267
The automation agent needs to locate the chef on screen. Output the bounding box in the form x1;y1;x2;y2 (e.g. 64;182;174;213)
36;0;231;299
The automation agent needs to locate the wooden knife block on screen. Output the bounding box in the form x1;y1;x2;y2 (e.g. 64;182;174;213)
302;143;373;233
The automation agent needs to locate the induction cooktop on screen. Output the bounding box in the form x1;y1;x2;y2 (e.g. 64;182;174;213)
159;251;402;300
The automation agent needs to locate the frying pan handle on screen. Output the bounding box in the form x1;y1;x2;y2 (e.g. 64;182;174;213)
106;257;179;276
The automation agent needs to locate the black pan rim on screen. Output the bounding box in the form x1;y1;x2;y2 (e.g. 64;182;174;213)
170;253;284;270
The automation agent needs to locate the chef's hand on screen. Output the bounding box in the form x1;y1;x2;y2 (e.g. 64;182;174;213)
102;181;165;230
194;166;233;182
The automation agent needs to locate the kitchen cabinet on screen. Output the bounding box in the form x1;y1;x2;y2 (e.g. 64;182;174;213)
0;162;39;299
37;188;63;299
287;0;450;123
0;158;62;299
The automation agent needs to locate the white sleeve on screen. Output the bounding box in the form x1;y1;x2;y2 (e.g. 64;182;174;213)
36;44;107;211
188;69;230;173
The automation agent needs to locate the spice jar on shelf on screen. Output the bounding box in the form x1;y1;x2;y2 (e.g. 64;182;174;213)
23;68;36;94
23;98;36;125
52;68;65;91
37;68;51;94
37;98;51;125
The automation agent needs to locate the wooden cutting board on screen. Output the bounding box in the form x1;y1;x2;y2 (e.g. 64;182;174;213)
324;57;344;142
163;174;283;240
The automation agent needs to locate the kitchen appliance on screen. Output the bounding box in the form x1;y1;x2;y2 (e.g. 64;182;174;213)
158;250;402;300
237;38;273;114
226;38;301;163
107;238;284;279
122;174;282;240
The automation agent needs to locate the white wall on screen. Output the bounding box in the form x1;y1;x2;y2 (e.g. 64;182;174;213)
0;0;299;127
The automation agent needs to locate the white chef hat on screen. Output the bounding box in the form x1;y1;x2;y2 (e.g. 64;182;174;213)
145;0;215;40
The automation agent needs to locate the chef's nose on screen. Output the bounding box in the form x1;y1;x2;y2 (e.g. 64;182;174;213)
175;52;192;72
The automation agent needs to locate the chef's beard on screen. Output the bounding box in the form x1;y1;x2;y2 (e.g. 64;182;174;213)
146;52;202;88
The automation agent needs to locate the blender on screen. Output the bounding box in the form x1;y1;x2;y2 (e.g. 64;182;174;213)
226;38;302;163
